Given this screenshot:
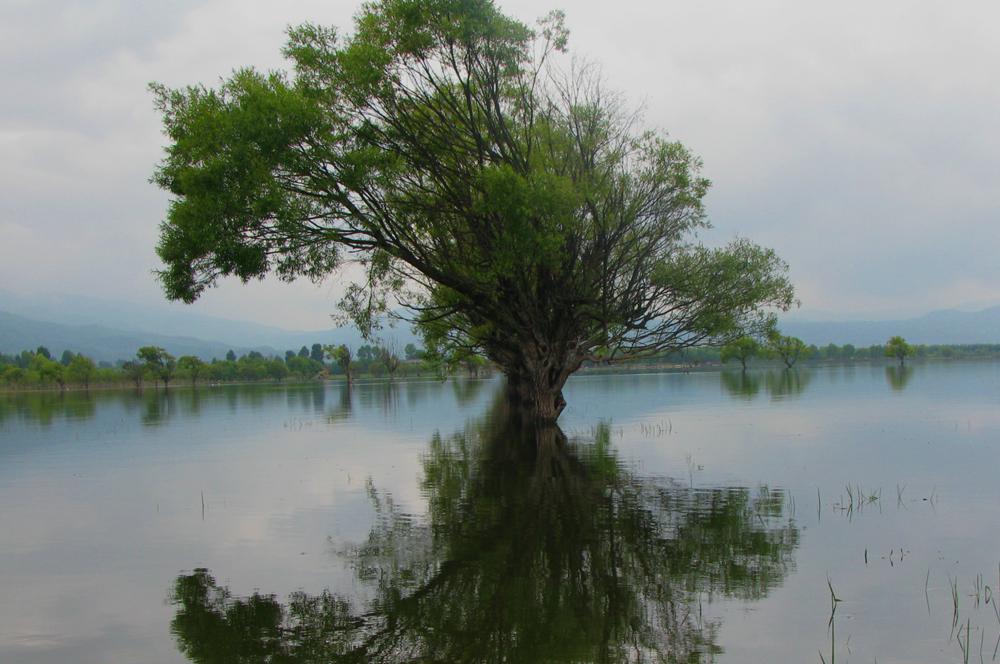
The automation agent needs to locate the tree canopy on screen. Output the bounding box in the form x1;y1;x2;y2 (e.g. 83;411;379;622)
138;346;177;387
720;335;761;371
884;335;913;365
152;0;794;420
766;331;808;369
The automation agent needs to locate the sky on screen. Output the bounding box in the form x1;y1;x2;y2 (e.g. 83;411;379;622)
2;0;999;330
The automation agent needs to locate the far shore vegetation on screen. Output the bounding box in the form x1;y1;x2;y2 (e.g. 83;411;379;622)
0;342;446;392
3;334;998;393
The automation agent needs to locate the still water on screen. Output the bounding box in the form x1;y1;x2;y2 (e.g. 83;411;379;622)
1;363;999;662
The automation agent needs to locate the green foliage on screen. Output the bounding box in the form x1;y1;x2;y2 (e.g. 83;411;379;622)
177;355;206;384
310;343;324;363
138;346;177;387
720;336;761;370
378;345;400;378
324;344;353;381
0;343;346;391
31;354;65;389
151;0;794;417
122;360;145;389
65;355;96;388
267;358;289;381
8;336;1000;392
765;331;809;369
884;335;914;365
285;355;323;379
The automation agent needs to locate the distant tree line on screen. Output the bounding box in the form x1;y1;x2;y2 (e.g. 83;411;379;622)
585;334;1000;371
0;341;445;391
4;333;984;391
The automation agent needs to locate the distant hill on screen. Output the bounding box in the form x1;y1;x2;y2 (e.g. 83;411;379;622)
780;306;1000;346
0;310;280;363
0;290;417;356
5;289;999;358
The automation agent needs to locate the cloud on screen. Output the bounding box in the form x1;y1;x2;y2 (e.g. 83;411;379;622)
2;0;999;326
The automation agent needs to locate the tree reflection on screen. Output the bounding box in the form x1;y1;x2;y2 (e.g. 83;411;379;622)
0;391;97;426
170;404;799;663
720;369;811;401
142;389;177;426
326;383;353;423
763;369;811;399
720;371;761;399
450;376;490;405
885;365;914;392
358;380;400;414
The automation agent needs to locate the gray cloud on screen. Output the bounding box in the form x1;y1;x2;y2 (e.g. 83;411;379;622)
2;0;998;328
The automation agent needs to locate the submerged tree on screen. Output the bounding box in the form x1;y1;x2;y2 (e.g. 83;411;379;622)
720;336;761;371
66;354;97;389
766;332;808;369
152;0;794;420
169;402;799;662
378;344;401;379
324;344;353;383
138;346;177;388
122;360;145;390
177;355;206;385
884;335;913;366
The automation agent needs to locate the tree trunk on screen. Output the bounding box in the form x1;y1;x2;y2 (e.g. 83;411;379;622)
502;350;580;423
505;376;566;422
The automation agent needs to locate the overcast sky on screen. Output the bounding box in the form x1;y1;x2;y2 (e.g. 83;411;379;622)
2;0;999;329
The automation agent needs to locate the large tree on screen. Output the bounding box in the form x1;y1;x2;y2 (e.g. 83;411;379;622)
152;0;794;420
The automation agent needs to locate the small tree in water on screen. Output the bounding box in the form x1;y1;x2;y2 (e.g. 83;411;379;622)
138;346;177;388
151;0;794;421
720;336;761;371
325;344;353;384
884;336;913;366
767;332;808;369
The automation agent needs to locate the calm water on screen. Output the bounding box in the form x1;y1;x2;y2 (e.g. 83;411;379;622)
2;363;1000;662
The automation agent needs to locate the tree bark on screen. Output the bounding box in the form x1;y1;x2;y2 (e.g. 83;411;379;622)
501;346;581;423
505;374;567;422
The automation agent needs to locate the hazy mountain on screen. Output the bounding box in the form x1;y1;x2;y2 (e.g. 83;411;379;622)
0;290;416;353
5;290;999;358
780;306;1000;346
0;310;277;363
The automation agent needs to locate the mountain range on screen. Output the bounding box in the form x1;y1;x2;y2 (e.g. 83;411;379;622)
2;289;1000;362
779;306;1000;346
0;291;416;363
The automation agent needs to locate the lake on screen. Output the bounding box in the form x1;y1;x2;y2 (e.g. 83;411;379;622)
2;362;999;662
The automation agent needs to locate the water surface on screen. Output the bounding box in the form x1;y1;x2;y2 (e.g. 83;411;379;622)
2;363;999;662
